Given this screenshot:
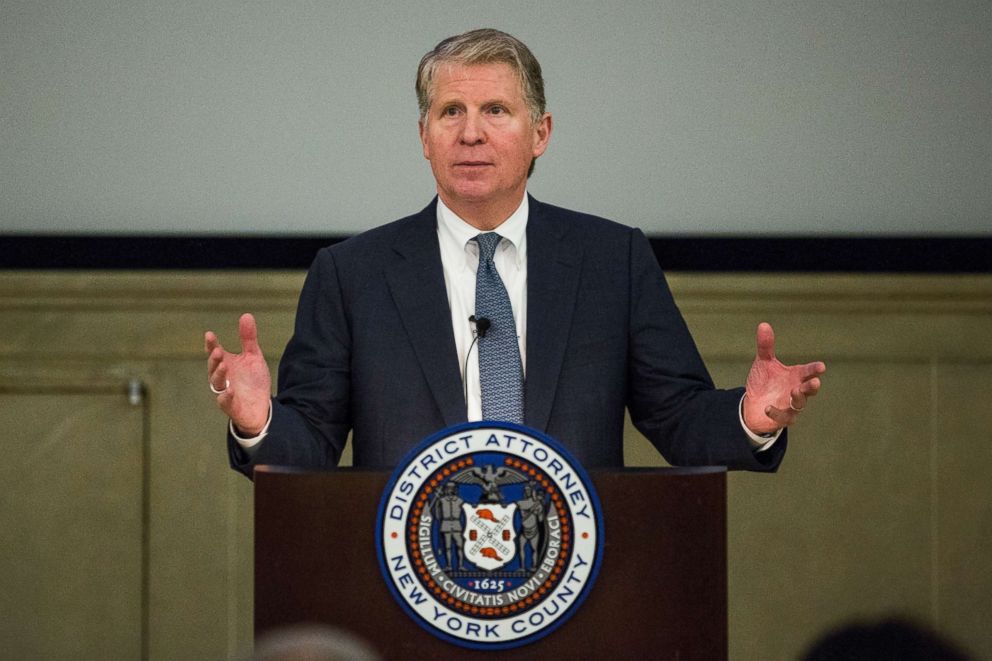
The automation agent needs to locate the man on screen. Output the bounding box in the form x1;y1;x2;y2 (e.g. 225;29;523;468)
431;483;465;571
205;29;824;478
515;482;546;571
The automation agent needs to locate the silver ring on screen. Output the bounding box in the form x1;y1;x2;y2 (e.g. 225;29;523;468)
210;379;229;395
789;401;804;413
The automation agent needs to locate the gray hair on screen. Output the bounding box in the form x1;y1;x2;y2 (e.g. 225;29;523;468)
416;28;546;125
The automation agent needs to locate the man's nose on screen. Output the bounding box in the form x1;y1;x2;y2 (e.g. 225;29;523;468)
459;112;485;145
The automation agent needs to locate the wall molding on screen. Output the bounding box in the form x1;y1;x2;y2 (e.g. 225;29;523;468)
1;271;989;312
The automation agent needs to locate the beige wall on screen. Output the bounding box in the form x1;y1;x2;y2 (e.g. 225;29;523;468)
1;271;989;660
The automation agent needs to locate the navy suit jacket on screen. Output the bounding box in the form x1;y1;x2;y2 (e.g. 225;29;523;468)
229;197;786;477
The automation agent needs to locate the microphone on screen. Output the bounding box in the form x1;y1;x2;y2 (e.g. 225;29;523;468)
469;315;491;338
465;315;492;405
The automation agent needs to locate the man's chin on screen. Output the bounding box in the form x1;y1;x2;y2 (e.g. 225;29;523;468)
444;183;498;205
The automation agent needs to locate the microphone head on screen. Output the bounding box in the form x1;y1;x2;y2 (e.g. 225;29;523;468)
470;315;492;338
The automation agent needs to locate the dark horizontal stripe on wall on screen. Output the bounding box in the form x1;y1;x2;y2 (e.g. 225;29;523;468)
650;237;992;273
0;236;346;270
0;235;990;273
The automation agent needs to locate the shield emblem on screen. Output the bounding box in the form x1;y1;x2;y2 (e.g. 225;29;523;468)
462;503;518;571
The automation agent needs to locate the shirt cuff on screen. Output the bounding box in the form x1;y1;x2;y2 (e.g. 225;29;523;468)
229;400;273;451
739;395;781;452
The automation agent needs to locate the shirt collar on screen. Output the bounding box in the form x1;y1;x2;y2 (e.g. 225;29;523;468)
436;195;528;269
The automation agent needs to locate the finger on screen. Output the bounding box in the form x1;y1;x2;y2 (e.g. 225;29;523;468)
207;346;226;379
799;361;827;380
799;377;821;398
764;404;797;428
204;331;219;355
239;313;261;355
215;387;234;415
755;322;776;361
789;388;807;412
210;362;229;393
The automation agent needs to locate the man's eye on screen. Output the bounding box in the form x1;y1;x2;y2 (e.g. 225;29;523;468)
442;106;460;117
488;106;505;115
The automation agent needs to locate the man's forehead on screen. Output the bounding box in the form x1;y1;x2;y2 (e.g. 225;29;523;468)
434;60;514;78
430;62;524;98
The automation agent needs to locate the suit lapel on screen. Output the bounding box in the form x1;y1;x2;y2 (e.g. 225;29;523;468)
525;197;582;431
385;201;467;427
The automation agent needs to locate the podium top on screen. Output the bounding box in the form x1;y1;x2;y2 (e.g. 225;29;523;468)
254;464;728;477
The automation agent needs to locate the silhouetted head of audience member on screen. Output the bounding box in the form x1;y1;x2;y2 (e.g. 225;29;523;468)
801;617;972;661
248;624;381;661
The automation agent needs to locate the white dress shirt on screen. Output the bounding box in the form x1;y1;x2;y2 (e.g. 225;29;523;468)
436;195;528;422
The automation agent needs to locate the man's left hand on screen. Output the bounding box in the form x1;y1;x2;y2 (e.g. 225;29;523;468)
742;322;826;435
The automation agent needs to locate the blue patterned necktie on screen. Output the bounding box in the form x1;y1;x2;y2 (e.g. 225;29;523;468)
474;232;524;424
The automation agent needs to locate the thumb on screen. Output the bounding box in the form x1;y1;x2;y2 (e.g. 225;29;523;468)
239;313;262;355
755;322;776;361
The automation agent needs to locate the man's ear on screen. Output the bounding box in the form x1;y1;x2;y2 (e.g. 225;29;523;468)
532;112;553;158
419;119;430;160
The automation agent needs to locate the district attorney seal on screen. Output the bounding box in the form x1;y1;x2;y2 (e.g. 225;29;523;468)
376;422;605;650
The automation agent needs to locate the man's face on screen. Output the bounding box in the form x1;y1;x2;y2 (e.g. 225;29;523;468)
419;62;551;227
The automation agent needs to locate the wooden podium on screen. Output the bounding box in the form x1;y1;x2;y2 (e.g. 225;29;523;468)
254;466;727;660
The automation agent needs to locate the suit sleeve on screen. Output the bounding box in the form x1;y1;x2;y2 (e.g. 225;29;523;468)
624;229;785;472
227;248;352;478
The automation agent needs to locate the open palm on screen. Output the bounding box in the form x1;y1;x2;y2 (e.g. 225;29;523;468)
743;323;825;435
204;313;272;436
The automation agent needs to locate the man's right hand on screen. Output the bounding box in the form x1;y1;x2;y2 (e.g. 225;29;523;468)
204;313;272;437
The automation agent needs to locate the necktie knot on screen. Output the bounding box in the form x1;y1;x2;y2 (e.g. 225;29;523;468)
475;233;502;264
